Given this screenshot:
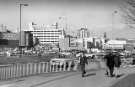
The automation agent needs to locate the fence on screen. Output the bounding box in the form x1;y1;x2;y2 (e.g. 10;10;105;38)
0;61;79;80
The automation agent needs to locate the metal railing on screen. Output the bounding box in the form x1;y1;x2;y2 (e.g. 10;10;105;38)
0;61;79;80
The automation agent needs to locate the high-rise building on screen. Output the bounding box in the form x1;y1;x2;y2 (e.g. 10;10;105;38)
18;31;33;47
77;28;89;38
27;22;65;44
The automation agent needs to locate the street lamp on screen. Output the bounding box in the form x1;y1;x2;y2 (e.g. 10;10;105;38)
111;10;117;38
19;3;28;58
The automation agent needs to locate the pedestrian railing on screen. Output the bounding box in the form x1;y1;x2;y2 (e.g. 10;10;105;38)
0;61;79;80
0;59;108;81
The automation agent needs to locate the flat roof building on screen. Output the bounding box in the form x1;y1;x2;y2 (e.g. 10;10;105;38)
27;22;65;44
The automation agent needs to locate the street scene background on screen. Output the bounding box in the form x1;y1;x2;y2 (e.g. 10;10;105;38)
0;0;135;87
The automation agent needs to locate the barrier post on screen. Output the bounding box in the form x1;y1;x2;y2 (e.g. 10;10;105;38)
68;62;72;71
63;62;66;71
38;63;41;74
46;62;49;73
73;62;78;71
42;62;45;73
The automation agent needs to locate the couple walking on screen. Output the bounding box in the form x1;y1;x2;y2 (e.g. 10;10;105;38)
104;50;121;77
79;52;88;77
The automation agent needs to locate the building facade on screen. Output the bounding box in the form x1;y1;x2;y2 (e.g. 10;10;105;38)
18;31;33;47
77;28;90;38
0;32;19;48
0;31;33;48
27;23;65;44
103;40;126;50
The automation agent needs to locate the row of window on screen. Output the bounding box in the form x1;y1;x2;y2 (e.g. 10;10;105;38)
32;31;61;32
40;39;58;41
34;36;59;37
32;32;61;33
34;33;60;35
40;41;58;42
38;38;59;40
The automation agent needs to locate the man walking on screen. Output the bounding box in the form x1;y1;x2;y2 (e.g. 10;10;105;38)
104;51;115;77
79;52;88;77
114;51;121;78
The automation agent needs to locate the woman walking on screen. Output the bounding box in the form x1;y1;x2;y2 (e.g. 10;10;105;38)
114;52;121;78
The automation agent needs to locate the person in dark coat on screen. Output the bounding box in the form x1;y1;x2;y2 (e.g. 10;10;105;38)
104;51;115;77
113;52;121;77
79;52;88;77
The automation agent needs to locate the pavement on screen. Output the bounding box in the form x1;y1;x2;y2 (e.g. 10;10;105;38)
0;66;135;87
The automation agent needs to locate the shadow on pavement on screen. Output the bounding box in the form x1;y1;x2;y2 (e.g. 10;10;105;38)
30;72;80;87
115;74;124;78
84;73;96;77
31;70;98;87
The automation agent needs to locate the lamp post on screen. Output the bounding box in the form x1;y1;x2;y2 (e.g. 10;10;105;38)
19;4;28;58
111;10;117;39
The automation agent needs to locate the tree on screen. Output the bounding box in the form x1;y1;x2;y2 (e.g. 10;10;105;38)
33;37;40;46
6;30;12;33
120;0;135;28
0;32;3;39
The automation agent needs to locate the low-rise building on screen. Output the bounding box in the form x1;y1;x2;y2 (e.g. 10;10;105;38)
103;40;126;50
59;36;104;52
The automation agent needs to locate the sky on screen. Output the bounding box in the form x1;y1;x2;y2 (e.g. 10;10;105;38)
0;0;134;39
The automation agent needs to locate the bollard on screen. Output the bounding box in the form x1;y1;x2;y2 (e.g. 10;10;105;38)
12;65;16;78
49;63;52;72
63;62;66;71
52;64;55;72
61;64;64;71
2;67;4;80
16;64;20;77
42;63;45;73
31;63;34;75
73;62;78;71
7;66;10;79
33;63;37;74
29;63;33;75
1;67;4;80
0;67;2;80
8;65;12;79
15;64;18;78
68;62;72;71
26;63;30;76
19;64;22;77
20;64;23;77
10;65;14;79
59;64;62;71
55;64;58;72
38;63;41;74
22;64;26;77
4;66;8;80
46;62;49;73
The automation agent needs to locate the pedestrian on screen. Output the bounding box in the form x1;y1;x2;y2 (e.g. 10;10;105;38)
114;51;121;78
104;51;115;77
79;52;88;77
91;55;95;62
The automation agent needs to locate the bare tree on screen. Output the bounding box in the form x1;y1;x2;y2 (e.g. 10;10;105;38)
120;0;135;28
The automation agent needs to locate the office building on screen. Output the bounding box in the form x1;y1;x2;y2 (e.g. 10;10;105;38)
77;28;90;38
27;22;65;44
